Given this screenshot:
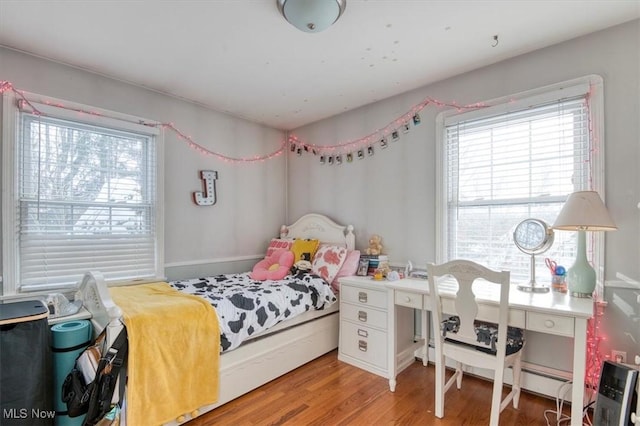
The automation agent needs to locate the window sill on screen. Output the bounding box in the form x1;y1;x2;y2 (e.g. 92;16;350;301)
48;307;92;326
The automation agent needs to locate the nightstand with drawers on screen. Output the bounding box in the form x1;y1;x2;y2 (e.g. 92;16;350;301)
338;276;415;378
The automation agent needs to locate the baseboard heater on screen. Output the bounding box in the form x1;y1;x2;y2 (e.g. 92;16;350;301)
415;345;575;401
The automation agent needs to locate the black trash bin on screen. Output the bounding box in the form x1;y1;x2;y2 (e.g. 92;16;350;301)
1;300;54;425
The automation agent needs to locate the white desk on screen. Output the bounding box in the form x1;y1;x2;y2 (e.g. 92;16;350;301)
385;277;594;426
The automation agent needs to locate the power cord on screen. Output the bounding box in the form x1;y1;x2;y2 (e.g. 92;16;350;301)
544;380;572;425
543;380;596;426
582;401;595;425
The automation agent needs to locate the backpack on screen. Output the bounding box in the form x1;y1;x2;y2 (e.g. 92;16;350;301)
62;327;128;425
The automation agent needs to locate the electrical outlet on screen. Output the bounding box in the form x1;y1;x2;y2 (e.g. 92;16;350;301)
611;350;627;363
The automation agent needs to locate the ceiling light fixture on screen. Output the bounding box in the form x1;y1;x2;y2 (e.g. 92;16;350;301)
277;0;346;33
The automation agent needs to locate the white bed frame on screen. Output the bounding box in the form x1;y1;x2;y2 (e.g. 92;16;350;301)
77;213;355;425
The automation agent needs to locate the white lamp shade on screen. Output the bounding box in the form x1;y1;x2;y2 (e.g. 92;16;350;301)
278;0;346;33
553;191;616;297
552;191;617;231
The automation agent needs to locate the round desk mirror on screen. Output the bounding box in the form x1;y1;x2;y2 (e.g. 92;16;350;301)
513;218;554;293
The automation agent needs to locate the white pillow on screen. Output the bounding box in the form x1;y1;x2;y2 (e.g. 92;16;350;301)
311;245;348;283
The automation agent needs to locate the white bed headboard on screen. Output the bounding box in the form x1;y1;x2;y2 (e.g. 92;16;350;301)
280;213;355;251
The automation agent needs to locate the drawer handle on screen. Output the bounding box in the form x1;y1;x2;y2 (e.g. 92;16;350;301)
358;340;368;352
358;291;368;303
358;311;368;322
544;319;555;328
404;296;411;303
357;328;368;338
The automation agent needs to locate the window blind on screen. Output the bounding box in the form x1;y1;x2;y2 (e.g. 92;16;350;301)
16;110;158;290
444;96;592;282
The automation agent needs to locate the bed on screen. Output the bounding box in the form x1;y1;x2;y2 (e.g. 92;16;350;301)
76;213;356;425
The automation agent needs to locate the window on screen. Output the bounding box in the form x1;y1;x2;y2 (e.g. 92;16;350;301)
2;94;164;294
436;76;604;284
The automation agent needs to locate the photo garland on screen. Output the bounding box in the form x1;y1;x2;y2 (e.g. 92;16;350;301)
290;95;486;166
300;113;421;166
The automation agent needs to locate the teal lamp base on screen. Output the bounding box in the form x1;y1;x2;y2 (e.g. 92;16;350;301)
567;230;596;298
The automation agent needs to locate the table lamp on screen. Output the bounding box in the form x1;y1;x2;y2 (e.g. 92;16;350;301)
552;191;617;298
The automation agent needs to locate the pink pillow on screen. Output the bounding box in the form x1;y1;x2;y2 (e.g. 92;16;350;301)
331;250;361;291
251;249;294;281
311;245;348;284
265;238;293;257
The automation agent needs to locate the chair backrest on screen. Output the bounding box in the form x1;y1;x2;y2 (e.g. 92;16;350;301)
427;260;511;356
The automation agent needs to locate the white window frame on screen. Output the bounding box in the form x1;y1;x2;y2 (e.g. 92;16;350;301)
2;92;165;295
435;75;606;295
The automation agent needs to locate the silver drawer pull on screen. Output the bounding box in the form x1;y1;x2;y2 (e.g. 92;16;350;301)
358;310;368;322
358;340;368;352
544;319;555;328
358;291;368;303
357;328;368;338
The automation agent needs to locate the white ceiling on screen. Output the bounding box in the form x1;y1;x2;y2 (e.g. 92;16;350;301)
1;0;639;130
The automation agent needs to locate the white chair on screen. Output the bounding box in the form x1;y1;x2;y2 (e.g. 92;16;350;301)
427;260;524;426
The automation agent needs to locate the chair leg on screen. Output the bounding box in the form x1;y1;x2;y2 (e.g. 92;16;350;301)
512;356;522;409
489;367;505;426
455;362;463;389
434;353;446;418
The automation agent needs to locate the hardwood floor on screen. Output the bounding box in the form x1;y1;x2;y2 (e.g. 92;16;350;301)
188;350;569;425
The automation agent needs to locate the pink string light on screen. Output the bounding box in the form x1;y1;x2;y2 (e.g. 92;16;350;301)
162;123;285;163
1;80;286;164
585;300;607;390
583;85;605;390
585;84;600;189
1;81;43;116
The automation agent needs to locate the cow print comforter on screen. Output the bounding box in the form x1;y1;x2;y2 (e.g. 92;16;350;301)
170;271;337;353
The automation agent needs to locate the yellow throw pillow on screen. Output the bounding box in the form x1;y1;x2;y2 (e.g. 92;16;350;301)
291;239;320;263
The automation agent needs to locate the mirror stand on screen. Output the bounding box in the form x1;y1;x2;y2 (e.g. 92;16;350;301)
517;253;549;293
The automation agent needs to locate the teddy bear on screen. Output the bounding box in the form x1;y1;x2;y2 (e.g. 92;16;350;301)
365;234;383;256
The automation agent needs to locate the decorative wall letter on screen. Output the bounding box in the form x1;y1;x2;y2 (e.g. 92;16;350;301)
193;170;218;206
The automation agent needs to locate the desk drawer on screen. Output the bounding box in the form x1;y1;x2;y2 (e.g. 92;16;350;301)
440;300;526;329
341;302;386;329
340;321;387;369
527;312;574;337
341;285;386;309
395;291;424;309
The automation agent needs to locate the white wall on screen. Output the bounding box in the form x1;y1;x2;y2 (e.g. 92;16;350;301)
288;20;640;370
0;46;287;281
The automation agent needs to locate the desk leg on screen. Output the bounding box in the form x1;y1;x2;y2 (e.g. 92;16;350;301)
571;318;588;426
422;309;429;366
387;288;397;392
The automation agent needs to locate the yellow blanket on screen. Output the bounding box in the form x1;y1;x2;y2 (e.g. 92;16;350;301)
110;282;220;426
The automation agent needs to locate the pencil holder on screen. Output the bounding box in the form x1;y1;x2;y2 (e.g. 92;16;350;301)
552;274;567;293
